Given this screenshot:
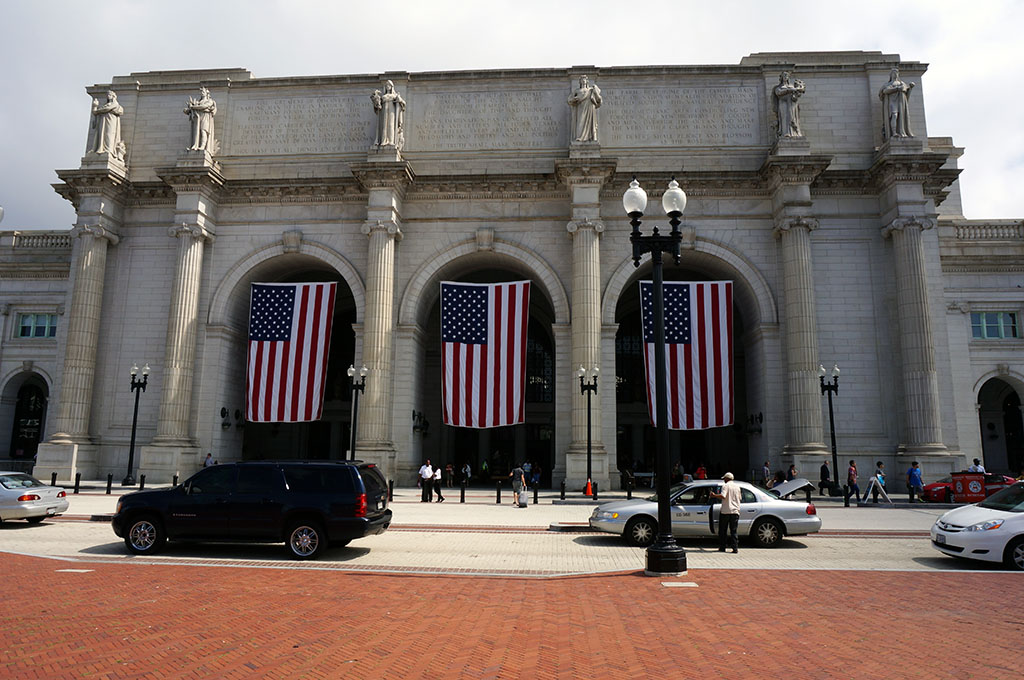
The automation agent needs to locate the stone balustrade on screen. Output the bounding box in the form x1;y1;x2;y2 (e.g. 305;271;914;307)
5;231;73;249
954;221;1024;241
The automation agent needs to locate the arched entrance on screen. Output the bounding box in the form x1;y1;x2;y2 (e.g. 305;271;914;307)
978;377;1024;475
3;374;48;464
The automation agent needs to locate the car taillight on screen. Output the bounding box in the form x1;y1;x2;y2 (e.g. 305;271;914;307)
18;494;41;502
806;504;817;515
355;492;367;518
57;491;66;498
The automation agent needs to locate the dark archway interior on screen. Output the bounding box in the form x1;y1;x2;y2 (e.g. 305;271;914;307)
613;262;748;484
8;377;48;460
978;378;1023;475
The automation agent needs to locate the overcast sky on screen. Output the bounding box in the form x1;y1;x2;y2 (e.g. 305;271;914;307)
2;0;1021;229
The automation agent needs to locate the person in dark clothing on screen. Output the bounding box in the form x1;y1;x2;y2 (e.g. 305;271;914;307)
819;461;831;495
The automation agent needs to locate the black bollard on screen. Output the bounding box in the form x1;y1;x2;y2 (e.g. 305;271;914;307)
560;480;566;500
843;484;851;508
139;474;146;490
593;481;599;502
74;472;81;494
460;480;466;503
388;479;394;502
172;474;179;486
51;472;58;487
805;487;812;503
106;474;113;495
496;480;502;504
533;486;539;505
627;477;633;500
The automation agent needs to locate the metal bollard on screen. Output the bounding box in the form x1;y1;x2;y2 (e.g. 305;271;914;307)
106;473;113;495
533;486;539;505
51;472;58;487
388;479;394;502
460;480;466;503
139;474;146;490
495;480;502;504
560;480;566;500
805;487;812;503
627;478;633;500
74;472;81;494
843;484;851;508
593;481;599;502
172;474;179;486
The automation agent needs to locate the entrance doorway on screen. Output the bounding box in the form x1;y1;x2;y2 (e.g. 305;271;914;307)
978;377;1024;475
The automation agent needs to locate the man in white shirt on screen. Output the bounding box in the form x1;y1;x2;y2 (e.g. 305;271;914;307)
968;458;986;473
419;460;433;503
710;472;742;554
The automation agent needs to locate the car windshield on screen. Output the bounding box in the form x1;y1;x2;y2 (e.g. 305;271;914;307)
934;475;952;484
645;483;689;502
977;483;1024;512
0;473;45;489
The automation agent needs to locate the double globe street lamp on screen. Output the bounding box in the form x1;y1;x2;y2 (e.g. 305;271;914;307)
624;177;688;576
347;364;368;460
819;363;841;495
577;364;599;495
123;362;149;486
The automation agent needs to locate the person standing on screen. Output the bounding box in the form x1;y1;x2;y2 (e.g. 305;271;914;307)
445;463;454;488
871;462;886;503
907;461;924;502
787;464;798;481
695;464;708;480
433;465;445;502
710;472;742;554
968;458;986;473
509;464;525;507
819;461;831;496
762;460;771;488
203;452;214;468
419;460;433;503
847;460;861;502
462;461;472;484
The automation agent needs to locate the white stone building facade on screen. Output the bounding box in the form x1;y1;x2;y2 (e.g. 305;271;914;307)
2;52;1022;489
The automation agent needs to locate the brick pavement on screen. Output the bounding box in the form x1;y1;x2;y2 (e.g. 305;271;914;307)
4;552;1022;679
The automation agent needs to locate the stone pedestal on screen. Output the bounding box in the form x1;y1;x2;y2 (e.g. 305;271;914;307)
33;442;98;482
139;445;201;484
564;448;609;492
770;136;812;156
569;141;601;159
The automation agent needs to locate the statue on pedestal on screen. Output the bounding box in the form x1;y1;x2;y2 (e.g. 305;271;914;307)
184;87;218;152
772;72;805;138
879;68;915;139
372;80;405;149
90;91;126;161
568;75;602;143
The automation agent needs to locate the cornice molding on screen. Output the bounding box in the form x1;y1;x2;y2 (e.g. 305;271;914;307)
349;161;416;196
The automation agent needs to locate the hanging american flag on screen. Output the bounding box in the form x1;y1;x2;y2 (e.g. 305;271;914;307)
441;280;530;428
639;280;733;430
246;282;337;423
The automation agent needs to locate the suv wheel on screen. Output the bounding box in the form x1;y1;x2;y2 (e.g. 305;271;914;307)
287;521;325;560
125;516;166;555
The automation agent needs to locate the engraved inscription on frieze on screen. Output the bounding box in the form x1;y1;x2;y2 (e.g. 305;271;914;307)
225;96;375;155
409;90;565;151
601;86;762;147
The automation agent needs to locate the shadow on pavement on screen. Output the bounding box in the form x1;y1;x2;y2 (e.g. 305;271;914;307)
912;555;1014;572
571;534;810;551
78;541;373;562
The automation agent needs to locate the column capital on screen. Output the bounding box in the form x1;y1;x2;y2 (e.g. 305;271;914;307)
869;150;953;190
759;154;832;192
350;161;416;196
881;215;934;239
554;158;617;188
772;216;819;240
70;223;120;246
53;165;130;212
566;218;605;235
361;219;403;241
169;221;216;243
156;165;225;196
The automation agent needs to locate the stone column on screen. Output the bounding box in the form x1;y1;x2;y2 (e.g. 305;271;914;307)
773;217;827;454
883;216;945;452
555;158;616;489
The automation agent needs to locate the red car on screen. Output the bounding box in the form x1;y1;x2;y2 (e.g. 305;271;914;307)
921;473;1017;503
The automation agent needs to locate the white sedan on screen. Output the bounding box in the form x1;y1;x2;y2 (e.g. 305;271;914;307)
931;481;1024;570
0;472;69;523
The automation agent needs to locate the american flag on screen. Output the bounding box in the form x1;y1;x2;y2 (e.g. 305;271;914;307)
440;281;530;428
246;282;337;423
639;281;733;430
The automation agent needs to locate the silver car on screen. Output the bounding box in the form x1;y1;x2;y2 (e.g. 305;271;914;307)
590;478;822;548
0;472;69;523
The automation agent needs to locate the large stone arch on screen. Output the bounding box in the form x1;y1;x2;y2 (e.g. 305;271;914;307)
601;236;777;327
207;239;366;330
1;369;52;460
398;237;570;327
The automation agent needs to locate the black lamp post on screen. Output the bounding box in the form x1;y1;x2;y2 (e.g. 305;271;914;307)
347;364;367;460
819;363;840;494
625;177;688;576
577;364;599;495
123;362;149;486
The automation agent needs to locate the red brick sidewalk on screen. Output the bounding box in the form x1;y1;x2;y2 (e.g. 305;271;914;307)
4;553;1021;679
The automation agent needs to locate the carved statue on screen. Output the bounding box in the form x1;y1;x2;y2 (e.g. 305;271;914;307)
567;75;602;143
90;91;126;161
772;72;805;138
184;86;218;152
878;68;915;139
373;80;405;149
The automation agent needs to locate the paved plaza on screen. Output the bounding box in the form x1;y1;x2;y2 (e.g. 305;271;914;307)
3;487;1022;678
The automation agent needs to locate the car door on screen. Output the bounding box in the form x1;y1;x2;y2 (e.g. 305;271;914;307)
671;486;714;536
229;465;287;539
167;466;236;538
737;488;761;535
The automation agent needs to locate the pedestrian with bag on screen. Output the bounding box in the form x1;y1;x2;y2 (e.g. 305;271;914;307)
509;464;525;507
907;461;924;502
710;472;741;554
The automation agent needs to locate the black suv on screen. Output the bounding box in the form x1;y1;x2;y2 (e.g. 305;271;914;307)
112;461;391;560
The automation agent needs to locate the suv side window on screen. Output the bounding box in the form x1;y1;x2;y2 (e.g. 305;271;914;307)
237;466;285;494
283;466;355;494
189;466;236;495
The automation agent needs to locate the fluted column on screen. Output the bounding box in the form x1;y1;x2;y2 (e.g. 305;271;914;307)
359;219;401;447
774;217;827;453
883;216;945;452
568;218;603;447
152;223;214;444
49;225;120;444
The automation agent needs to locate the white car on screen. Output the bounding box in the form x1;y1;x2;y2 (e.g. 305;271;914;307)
0;471;69;523
931;481;1024;570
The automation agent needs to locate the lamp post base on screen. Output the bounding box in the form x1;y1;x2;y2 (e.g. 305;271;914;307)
644;541;687;576
121;476;135;487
